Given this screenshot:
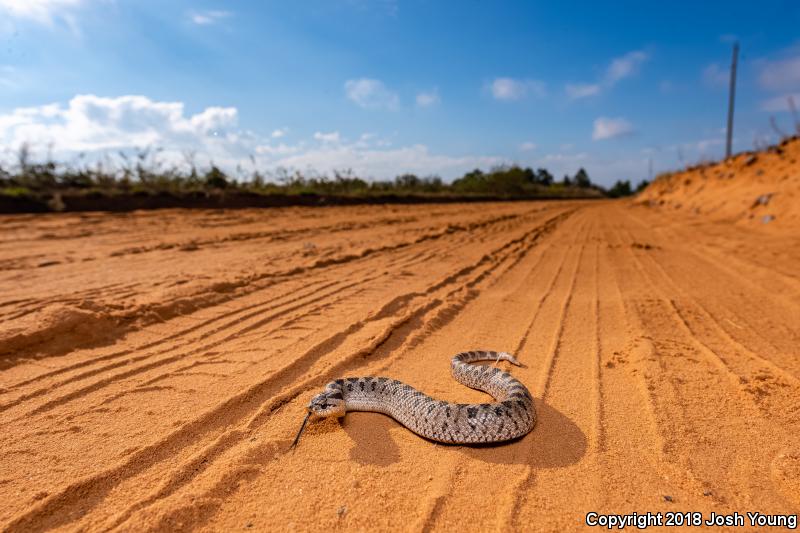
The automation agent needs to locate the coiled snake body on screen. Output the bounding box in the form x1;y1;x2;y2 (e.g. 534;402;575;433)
293;350;536;446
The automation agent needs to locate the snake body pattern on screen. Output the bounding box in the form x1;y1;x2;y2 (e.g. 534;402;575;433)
299;350;536;444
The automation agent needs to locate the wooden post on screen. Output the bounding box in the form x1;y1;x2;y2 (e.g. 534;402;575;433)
725;42;739;159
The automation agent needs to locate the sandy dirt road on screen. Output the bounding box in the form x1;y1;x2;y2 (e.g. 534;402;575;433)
0;200;798;531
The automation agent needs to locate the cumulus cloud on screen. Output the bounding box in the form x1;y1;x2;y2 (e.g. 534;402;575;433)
271;128;288;138
566;50;648;99
188;10;231;25
416;89;440;107
490;78;546;101
592;117;634;140
344;78;399;110
0;94;509;180
519;142;537;152
0;94;244;168
0;94;660;185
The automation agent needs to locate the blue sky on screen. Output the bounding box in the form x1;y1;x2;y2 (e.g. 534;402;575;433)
1;0;799;185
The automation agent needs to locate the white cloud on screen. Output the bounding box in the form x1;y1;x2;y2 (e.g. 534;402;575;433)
416;88;440;107
702;63;729;88
606;51;648;84
540;152;588;163
344;78;399;110
0;94;667;186
490;78;546;101
758;54;800;91
188;10;231;26
566;50;648;99
271;127;288;138
0;94;508;180
0;0;82;24
592;117;634;140
255;143;301;156
313;131;341;144
519;142;537;152
0;95;244;168
760;93;800;112
565;83;601;99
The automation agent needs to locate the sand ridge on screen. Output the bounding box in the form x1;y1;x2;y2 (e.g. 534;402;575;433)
637;136;800;229
0;200;798;531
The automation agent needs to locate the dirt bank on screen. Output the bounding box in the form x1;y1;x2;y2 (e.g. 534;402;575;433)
637;136;800;229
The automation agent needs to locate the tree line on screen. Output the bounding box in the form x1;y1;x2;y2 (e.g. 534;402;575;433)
0;146;646;200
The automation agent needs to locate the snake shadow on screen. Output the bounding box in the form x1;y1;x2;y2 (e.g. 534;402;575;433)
340;412;403;467
340;398;586;469
461;399;586;468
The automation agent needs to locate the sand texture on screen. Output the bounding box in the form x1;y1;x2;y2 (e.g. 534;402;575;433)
637;136;800;229
0;200;798;531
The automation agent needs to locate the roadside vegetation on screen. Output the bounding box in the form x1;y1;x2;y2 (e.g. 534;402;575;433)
0;145;644;212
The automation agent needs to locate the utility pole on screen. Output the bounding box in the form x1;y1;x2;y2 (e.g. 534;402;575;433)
725;42;739;159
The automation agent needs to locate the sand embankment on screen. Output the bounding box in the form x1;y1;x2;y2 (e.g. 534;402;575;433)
637;136;800;229
0;200;798;531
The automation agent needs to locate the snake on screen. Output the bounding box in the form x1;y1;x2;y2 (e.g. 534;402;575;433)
292;350;536;446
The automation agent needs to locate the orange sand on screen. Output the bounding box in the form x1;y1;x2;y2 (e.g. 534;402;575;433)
0;199;798;531
637;136;800;229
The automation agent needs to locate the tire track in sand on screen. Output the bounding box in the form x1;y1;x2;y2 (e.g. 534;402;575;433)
91;208;575;532
2;207;574;532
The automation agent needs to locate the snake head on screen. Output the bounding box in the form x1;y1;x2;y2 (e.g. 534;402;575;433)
291;385;347;450
307;388;346;419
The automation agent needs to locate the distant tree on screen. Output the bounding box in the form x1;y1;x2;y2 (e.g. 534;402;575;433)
635;179;650;193
395;173;421;189
452;169;487;193
535;168;553;186
464;169;484;180
420;176;444;192
492;165;528;195
522;166;536;184
607;179;632;198
574;167;591;188
562;175;572;186
204;165;229;189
